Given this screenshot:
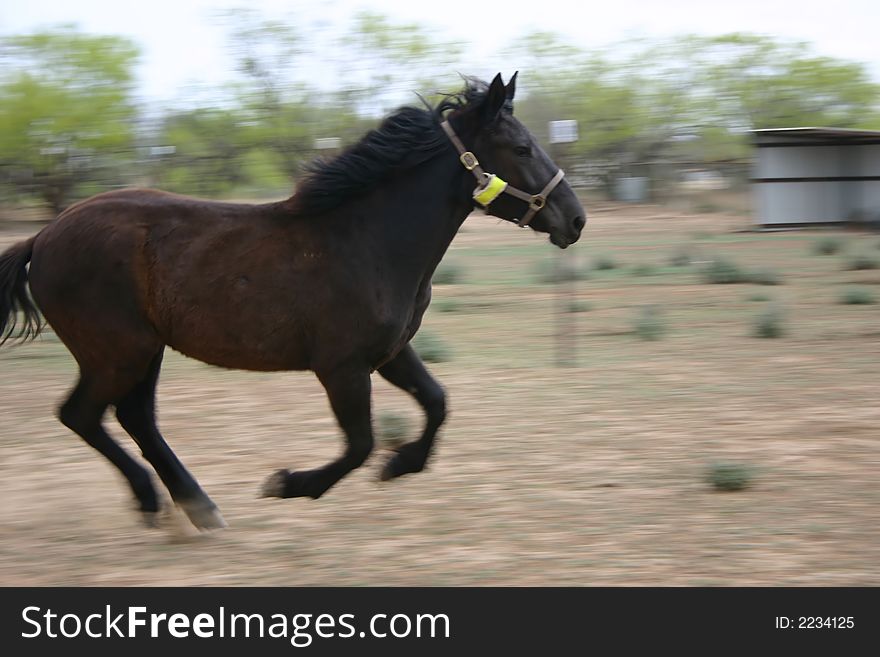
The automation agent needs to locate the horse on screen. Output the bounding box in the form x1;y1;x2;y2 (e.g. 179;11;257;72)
0;73;585;530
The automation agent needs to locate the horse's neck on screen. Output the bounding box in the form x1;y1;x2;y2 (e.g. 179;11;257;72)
370;156;474;279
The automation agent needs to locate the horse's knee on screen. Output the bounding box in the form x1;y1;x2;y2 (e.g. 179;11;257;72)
58;397;89;433
114;400;136;427
348;435;374;468
421;383;446;426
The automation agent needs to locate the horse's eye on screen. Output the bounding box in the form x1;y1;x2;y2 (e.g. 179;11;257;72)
514;145;532;158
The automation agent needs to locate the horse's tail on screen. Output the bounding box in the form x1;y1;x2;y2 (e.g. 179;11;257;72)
0;235;44;345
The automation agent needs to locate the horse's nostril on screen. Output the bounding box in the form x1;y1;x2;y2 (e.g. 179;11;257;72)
572;215;585;231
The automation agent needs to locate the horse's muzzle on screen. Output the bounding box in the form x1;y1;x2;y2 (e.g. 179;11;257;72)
550;214;585;249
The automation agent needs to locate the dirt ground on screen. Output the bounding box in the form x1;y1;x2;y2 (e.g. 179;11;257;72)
1;202;878;585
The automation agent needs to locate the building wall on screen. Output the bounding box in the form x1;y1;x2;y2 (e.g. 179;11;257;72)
849;146;880;224
754;181;840;224
753;140;880;226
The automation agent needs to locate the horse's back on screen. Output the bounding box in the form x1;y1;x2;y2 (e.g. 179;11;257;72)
27;187;413;374
28;188;333;372
30;188;236;307
28;190;181;369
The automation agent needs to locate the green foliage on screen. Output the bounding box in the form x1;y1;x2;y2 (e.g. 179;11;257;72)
839;287;875;305
375;411;411;447
746;292;771;302
706;462;753;491
702;257;748;284
432;261;465;285
845;254;879;271
633;305;665;341
703;260;779;285
340;11;465;115
0;28;140;212
413;331;452;363
695;202;722;214
433;298;462;313
753;304;785;338
567;301;593;313
631;263;657;277
514;31;880;178
235;149;293;197
593;255;618;271
749;268;782;286
669;247;693;267
812;236;845;255
692;33;879;130
3;21;879;212
157;108;251;196
534;258;588;284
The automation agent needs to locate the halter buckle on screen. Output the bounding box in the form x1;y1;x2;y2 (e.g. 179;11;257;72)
529;195;546;211
459;152;479;171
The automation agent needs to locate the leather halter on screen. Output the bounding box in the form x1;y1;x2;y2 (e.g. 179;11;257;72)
441;119;565;227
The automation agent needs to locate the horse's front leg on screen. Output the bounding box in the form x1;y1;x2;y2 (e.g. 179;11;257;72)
262;365;373;499
376;343;446;481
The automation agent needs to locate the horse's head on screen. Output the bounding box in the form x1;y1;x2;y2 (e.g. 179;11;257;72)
444;73;586;248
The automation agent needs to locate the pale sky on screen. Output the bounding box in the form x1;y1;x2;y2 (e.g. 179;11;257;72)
2;0;878;106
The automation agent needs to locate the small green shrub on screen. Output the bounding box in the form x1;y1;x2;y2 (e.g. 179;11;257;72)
433;298;462;313
845;254;880;271
706;462;753;491
593;254;618;271
413;331;452;363
376;412;411;447
534;258;588;284
695;202;722;214
669;247;692;267
432;261;465;284
746;292;771;302
702;257;748;284
839;287;875;305
812;237;844;255
753;304;785;338
567;301;593;313
633;305;665;341
749;268;782;286
632;263;657;277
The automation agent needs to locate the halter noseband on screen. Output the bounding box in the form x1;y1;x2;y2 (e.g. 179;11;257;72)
441;119;565;227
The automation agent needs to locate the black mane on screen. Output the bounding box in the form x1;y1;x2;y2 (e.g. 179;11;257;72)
290;79;490;215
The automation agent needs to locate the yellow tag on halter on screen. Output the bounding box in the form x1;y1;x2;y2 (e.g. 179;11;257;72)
473;174;508;207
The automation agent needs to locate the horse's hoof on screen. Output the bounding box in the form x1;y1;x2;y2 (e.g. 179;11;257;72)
178;499;227;531
261;469;289;498
379;459;397;482
380;453;424;481
141;510;161;529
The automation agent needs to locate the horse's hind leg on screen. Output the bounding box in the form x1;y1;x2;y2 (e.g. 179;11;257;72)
115;350;225;530
262;365;373;499
58;375;160;526
375;344;446;481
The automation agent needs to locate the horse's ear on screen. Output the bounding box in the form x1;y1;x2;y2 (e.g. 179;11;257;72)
483;73;507;123
506;71;518;102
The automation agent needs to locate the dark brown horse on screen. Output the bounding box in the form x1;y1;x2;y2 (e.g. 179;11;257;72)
0;73;585;529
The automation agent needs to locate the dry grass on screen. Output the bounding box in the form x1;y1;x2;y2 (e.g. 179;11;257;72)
1;203;879;586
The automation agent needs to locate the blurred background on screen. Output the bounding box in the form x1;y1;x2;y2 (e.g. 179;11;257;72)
1;1;879;586
1;0;879;215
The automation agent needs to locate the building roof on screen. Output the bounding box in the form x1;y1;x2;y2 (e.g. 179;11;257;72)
753;127;880;144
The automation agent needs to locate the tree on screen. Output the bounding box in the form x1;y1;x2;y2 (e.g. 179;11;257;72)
512;31;880;193
0;27;140;214
156;108;251;197
626;34;880;159
693;33;880;130
338;11;465;115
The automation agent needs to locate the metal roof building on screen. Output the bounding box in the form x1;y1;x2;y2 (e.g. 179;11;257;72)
752;127;880;227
